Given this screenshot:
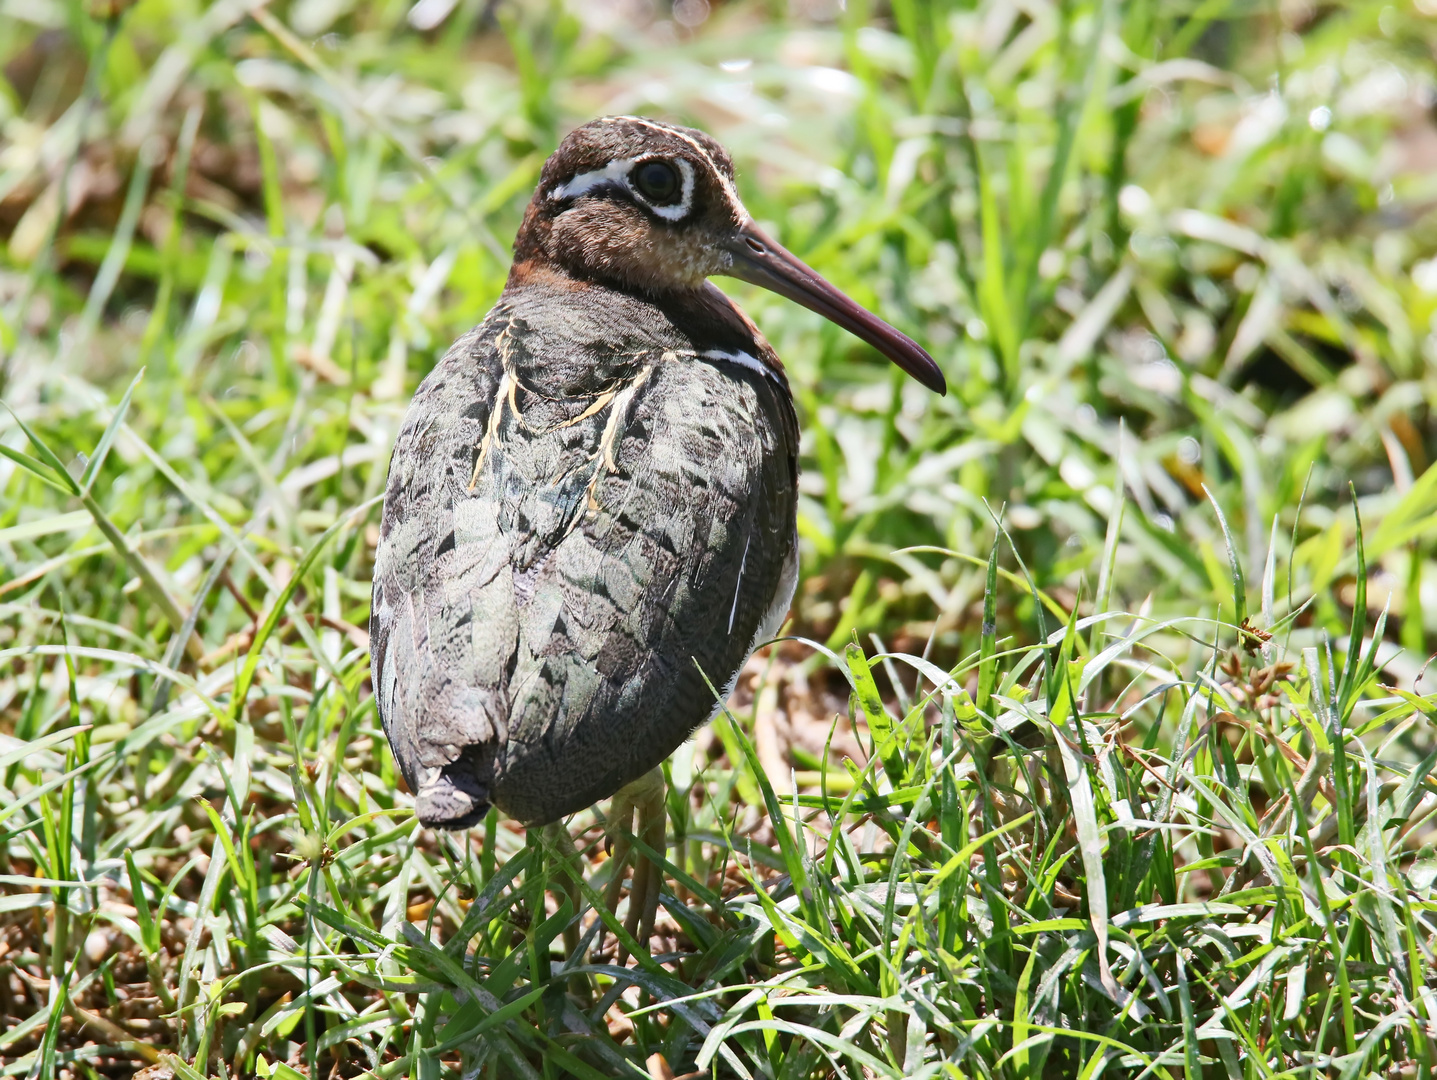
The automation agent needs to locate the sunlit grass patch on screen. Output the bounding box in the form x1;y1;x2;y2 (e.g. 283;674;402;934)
2;0;1436;1075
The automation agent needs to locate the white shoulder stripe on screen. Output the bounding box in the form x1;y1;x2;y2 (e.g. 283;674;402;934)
700;348;775;381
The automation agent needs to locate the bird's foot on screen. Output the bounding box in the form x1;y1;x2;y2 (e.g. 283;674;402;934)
601;767;667;964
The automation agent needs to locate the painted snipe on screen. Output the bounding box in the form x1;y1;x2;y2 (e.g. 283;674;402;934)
371;116;946;949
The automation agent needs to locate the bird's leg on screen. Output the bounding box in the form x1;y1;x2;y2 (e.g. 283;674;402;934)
542;821;588;998
601;767;667;964
542;823;582;958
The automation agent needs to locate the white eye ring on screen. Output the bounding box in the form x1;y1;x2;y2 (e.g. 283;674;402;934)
549;157;696;222
634;158;694;221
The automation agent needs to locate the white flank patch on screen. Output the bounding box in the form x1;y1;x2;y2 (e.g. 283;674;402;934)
703;531;798;724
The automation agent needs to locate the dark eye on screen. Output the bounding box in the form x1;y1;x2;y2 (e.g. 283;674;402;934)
633;160;681;205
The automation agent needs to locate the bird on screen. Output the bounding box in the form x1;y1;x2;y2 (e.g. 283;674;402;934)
369;115;945;952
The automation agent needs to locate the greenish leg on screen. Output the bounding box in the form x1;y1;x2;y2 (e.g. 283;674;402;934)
601;767;667;964
542;821;587;998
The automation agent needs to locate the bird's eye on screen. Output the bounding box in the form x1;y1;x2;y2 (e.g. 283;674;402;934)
633;160;681;205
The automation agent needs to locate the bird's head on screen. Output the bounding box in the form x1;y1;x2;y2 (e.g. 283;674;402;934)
513;116;946;395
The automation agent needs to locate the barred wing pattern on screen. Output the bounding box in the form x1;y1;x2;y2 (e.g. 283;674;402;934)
370;283;798;826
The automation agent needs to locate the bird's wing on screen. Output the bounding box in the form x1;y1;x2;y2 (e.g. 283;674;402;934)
490;344;798;824
369;317;519;827
371;309;798;827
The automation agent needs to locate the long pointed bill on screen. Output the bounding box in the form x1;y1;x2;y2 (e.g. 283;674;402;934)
722;224;946;395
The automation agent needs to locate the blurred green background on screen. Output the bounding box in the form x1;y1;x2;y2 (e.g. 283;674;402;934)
2;0;1437;1076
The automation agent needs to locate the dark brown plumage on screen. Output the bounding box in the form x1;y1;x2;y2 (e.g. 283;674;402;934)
370;116;944;833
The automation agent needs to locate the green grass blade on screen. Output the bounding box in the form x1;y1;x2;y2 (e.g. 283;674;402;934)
1336;490;1368;718
0;444;76;493
976;537;1000;718
846;642;907;786
230;496;380;722
79;367;145;496
1204;484;1246;632
1;402;80;496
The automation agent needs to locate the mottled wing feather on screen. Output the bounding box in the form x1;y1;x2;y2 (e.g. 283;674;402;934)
370;321;514;822
495;356;795;822
371;291;798;827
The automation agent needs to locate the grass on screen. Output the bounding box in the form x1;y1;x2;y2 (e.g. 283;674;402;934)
1;0;1436;1076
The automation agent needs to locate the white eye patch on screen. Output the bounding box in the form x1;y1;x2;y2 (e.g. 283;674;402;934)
549;156;696;221
549;158;637;201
